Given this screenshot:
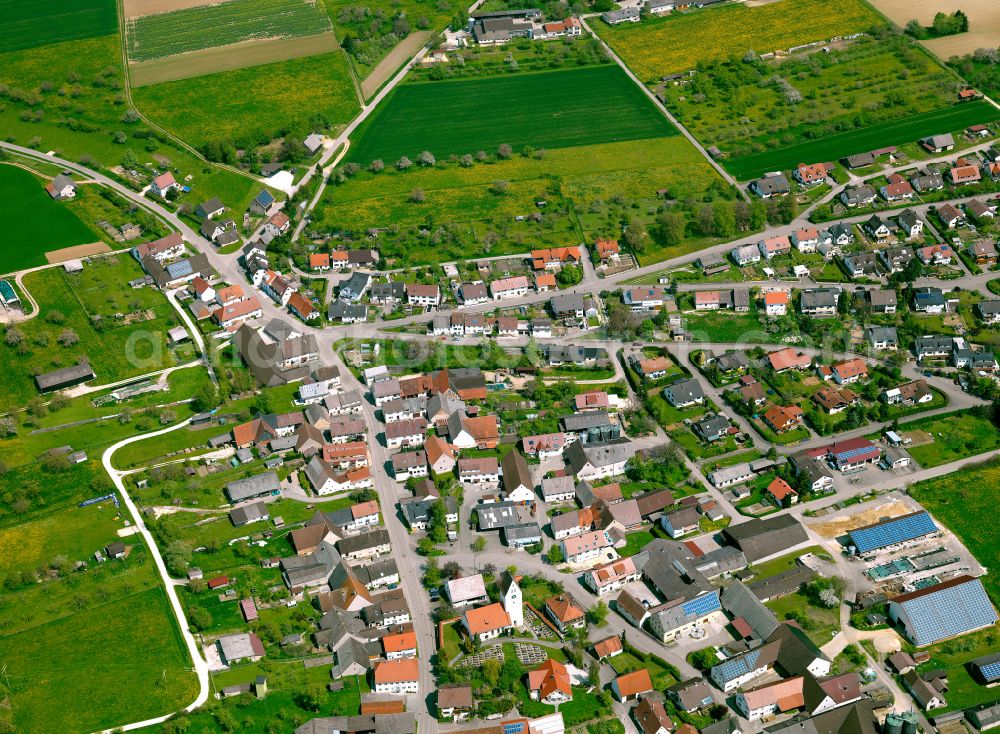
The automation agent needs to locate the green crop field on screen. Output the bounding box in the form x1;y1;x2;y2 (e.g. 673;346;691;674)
0;165;98;273
1;0;117;54
132;50;358;150
727;100;1000;180
347;65;675;165
595;0;881;81
126;0;332;62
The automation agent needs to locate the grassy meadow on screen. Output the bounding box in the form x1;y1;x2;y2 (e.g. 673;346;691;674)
1;0;116;54
595;0;881;81
0;459;197;733
132;50;359;150
900;411;1000;468
347;65;675;165
0;165;97;272
0;35;265;210
0;585;198;733
316;134;726;265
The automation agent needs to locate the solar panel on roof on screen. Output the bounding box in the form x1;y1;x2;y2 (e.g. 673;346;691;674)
683;590;721;618
979;661;1000;682
850;512;937;553
898;578;997;646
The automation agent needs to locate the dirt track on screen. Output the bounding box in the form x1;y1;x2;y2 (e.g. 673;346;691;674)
122;0;230;18
44;242;111;264
129;32;340;86
360;30;433;101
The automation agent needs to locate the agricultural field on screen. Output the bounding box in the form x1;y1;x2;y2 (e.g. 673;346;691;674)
727;100;1000;180
346;65;675;165
659;36;985;180
314;134;730;266
132;50;359;151
869;0;1000;59
125;0;333;62
0;165;98;273
595;0;882;81
1;0;117;54
0;254;187;413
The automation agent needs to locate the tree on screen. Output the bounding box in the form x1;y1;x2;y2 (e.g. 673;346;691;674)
27;397;47;419
163;540;192;576
370;159;385;172
4;327;23;347
818;587;840;608
188;606;212;630
193;384;219;412
623;218;647;252
497;143;513;159
409;188;426;203
471;535;487;553
396;156;412;170
159;409;177;425
689;647;717;670
418;150;436;166
422;557;442;588
713;200;736;238
442;560;462;579
491;180;510;196
589;660;601;687
587;600;609;625
460;153;474;167
547;544;564;565
657;210;686;247
483;658;502;687
0;417;16;438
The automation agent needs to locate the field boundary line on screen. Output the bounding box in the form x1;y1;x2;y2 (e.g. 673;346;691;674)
580;15;746;193
115;0;269;188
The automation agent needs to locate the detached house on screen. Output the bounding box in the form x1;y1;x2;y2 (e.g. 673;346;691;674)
406;283;441;307
150;171;180;198
792;227;820;253
860;215;890;241
950;162;981;186
937;204;964;229
840;185;876;208
749;173;790;198
880;174;913;202
794;162;827;186
759;236;791;260
921;133;955;153
897;209;923;240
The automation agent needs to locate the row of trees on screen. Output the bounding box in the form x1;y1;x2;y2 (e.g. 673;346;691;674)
905;11;969;39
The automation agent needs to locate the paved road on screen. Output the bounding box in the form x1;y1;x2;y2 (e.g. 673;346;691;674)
100;421;211;733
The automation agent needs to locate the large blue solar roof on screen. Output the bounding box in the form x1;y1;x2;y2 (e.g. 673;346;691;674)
849;511;937;553
896;578;997;646
683;590;721;618
977;659;1000;682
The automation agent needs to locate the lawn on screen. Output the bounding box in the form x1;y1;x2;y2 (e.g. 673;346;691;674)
619;530;655;558
0;581;197;732
126;0;332;62
765;590;839;646
595;0;880;81
0;165;99;273
1;0;117;53
749;545;826;579
346;65;675;165
727;101;1000;180
0;496;124;574
132;50;359;152
0;255;184;413
899;411;1000;468
148;670;369;733
910;458;1000;604
607;650;679;689
912;626;1000;713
